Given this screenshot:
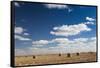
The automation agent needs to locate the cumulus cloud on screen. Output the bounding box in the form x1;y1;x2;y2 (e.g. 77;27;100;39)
16;37;96;56
86;17;95;21
32;40;49;46
44;4;72;12
23;33;30;35
85;17;96;25
14;2;20;7
15;26;31;41
73;38;88;42
32;37;96;50
44;4;68;9
15;27;24;34
51;38;70;44
32;38;70;47
91;37;96;40
15;35;31;41
53;37;96;53
50;23;91;37
85;22;94;25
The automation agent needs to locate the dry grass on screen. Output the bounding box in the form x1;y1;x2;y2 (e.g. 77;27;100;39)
15;52;97;66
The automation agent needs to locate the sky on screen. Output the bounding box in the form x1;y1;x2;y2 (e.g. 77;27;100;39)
13;2;97;56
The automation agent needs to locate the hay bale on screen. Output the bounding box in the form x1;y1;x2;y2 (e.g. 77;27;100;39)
67;53;71;57
59;53;61;56
76;53;79;56
25;56;27;57
33;56;36;59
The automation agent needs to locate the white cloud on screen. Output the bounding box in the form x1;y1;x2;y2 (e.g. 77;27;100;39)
86;17;95;21
51;37;90;47
15;26;31;41
32;38;70;47
51;38;69;44
52;37;96;53
15;35;31;41
32;40;49;46
68;8;72;12
16;37;96;55
85;17;96;25
73;38;88;42
14;2;20;7
15;37;96;56
50;23;91;37
44;4;73;12
44;4;68;9
91;37;96;40
23;33;30;35
15;27;24;34
85;22;94;25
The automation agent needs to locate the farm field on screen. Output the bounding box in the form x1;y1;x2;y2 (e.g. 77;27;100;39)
15;52;97;67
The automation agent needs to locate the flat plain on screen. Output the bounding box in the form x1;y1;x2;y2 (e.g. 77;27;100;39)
15;52;97;67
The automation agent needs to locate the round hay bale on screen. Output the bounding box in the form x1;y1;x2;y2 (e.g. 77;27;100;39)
33;56;36;59
59;53;61;56
76;53;79;56
67;53;71;57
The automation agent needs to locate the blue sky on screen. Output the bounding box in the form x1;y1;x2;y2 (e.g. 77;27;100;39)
13;2;97;56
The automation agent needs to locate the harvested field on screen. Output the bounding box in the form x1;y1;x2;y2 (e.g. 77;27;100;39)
15;52;97;66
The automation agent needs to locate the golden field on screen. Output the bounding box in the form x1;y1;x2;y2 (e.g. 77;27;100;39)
15;52;97;67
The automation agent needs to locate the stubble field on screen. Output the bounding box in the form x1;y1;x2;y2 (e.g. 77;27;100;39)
15;52;97;67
